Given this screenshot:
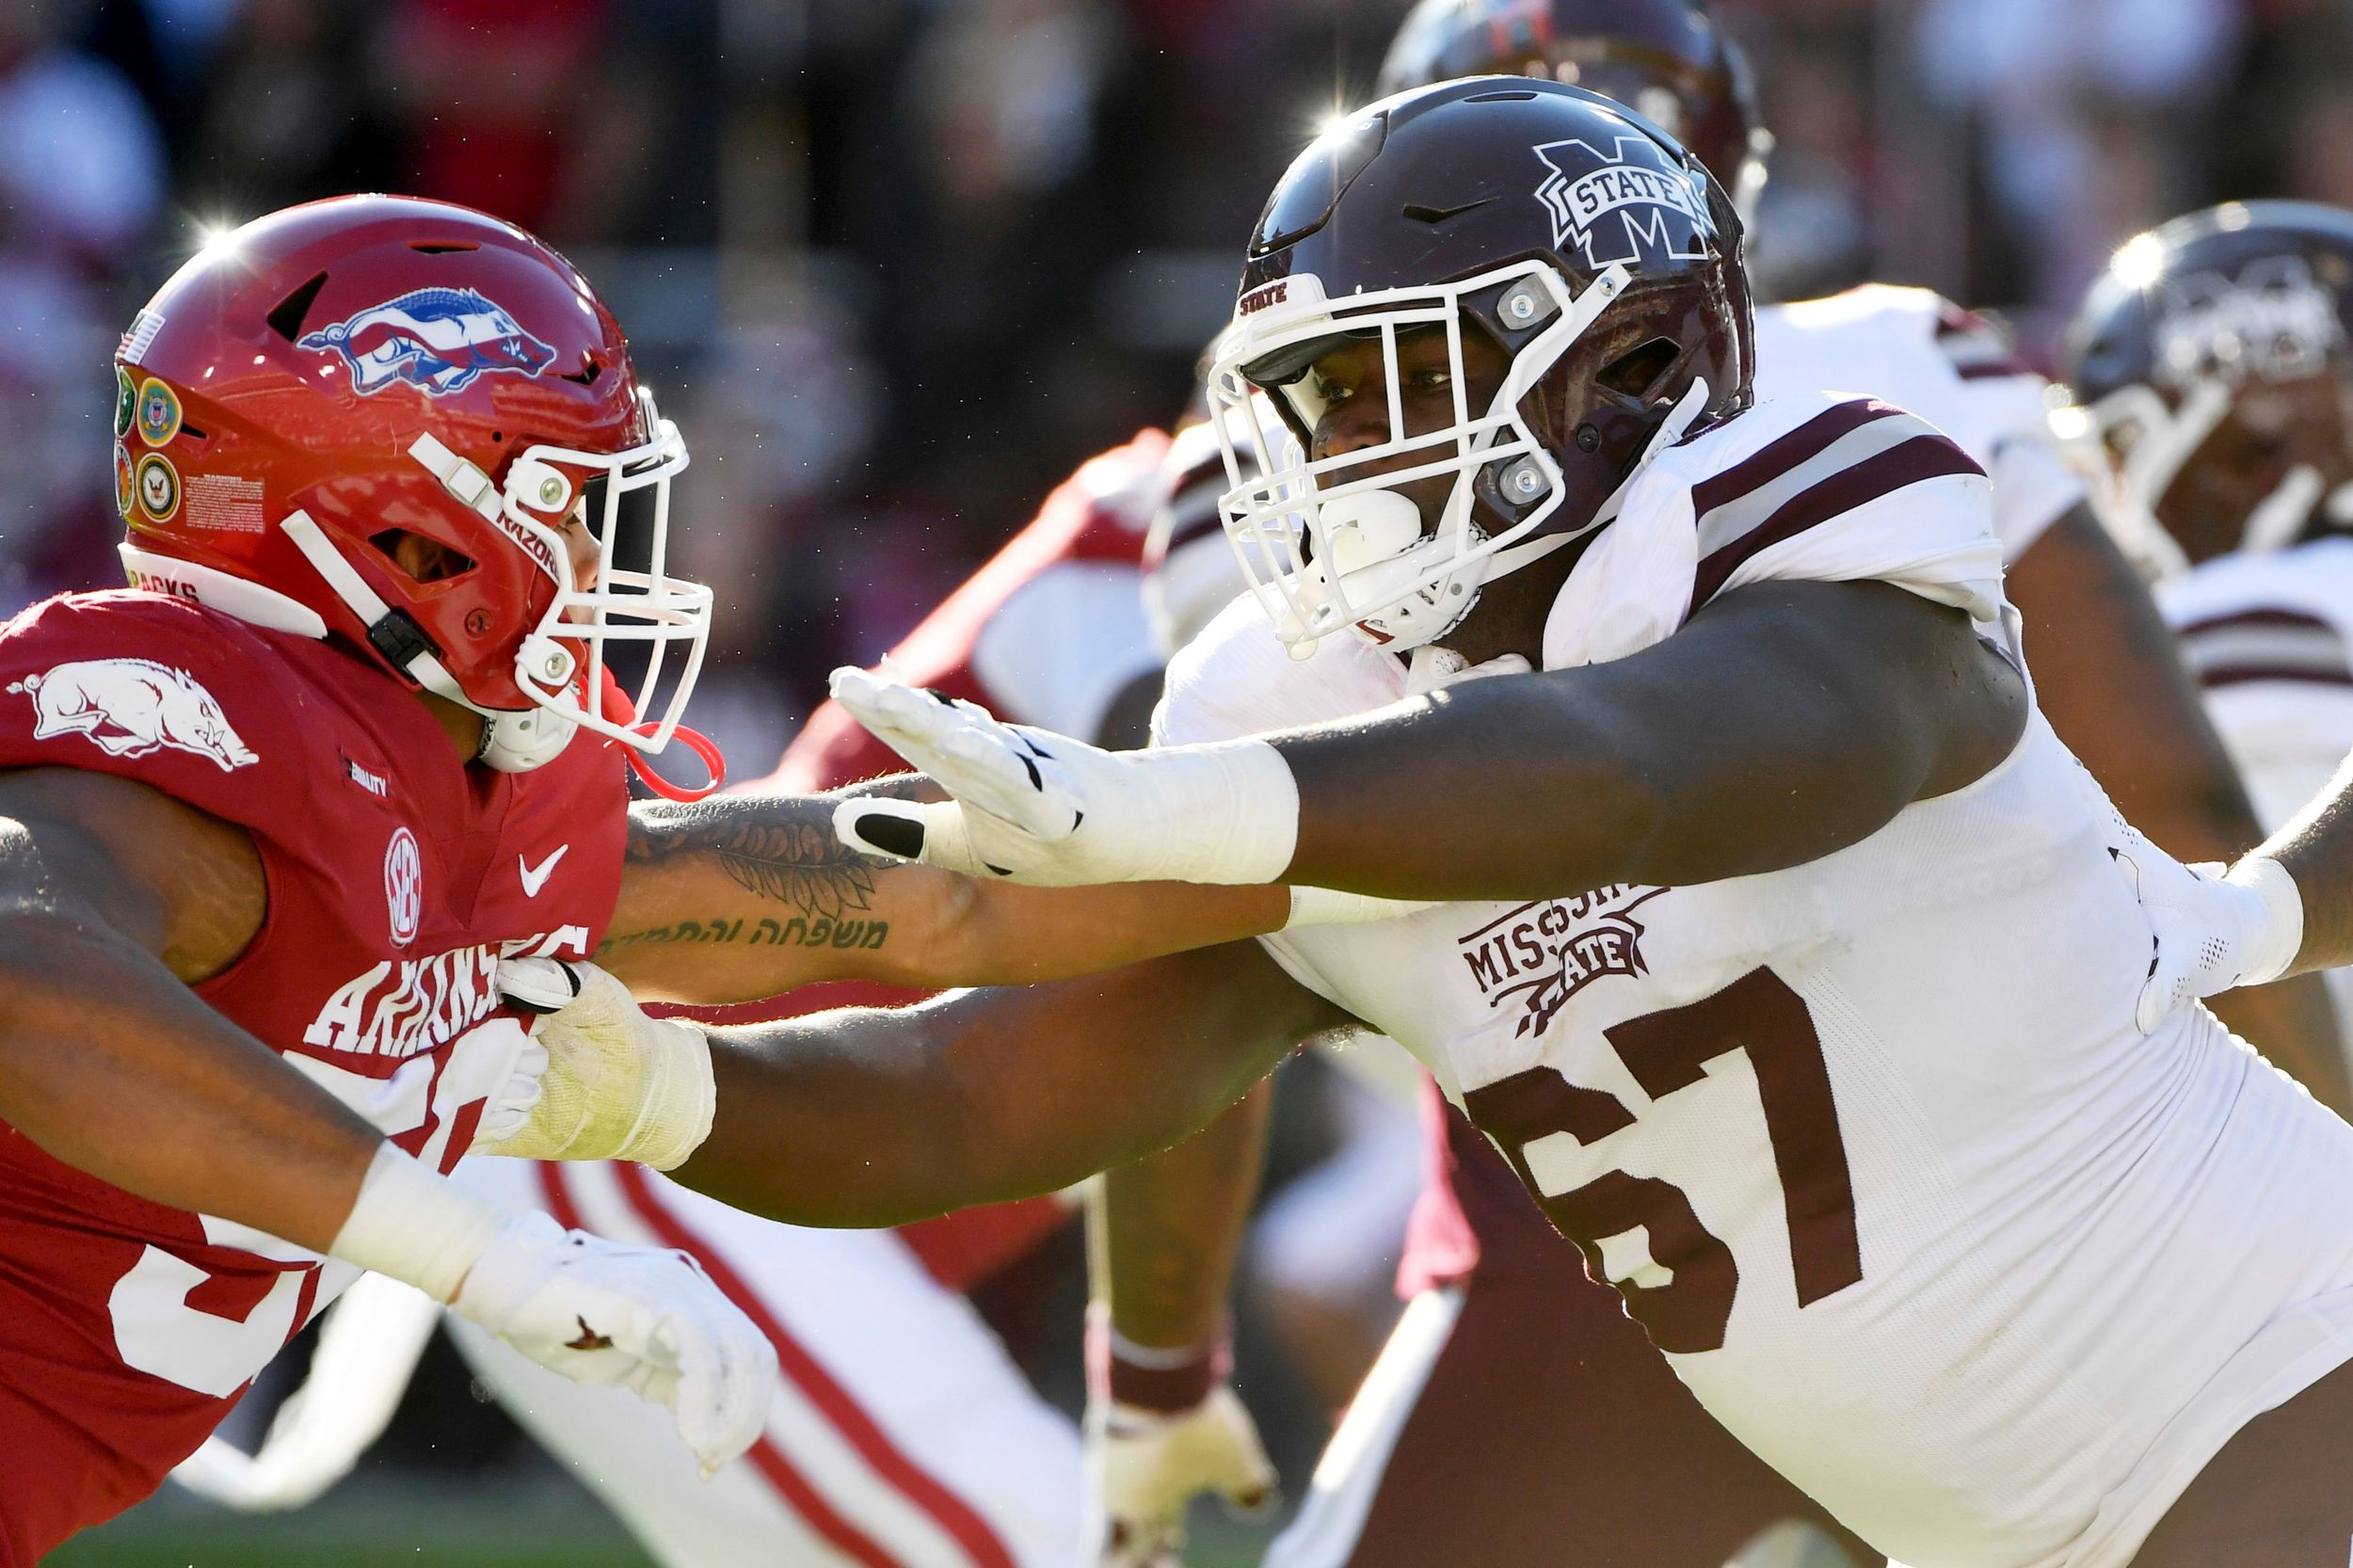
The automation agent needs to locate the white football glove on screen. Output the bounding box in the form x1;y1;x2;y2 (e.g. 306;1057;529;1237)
826;667;1298;888
453;1210;776;1476
2111;842;2304;1034
478;959;714;1170
1089;1387;1277;1568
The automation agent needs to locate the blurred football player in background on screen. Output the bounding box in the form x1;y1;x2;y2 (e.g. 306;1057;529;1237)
178;415;1404;1568
441;433;1196;1568
2058;201;2353;1060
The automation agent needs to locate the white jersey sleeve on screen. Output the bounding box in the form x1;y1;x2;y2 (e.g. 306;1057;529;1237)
1755;285;2084;562
968;560;1161;741
1543;391;2008;672
1152;593;1406;748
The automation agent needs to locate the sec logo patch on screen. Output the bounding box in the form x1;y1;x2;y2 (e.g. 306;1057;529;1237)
384;826;423;948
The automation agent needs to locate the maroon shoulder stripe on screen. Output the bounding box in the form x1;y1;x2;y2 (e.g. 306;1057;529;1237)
1935;303;2039;381
1953;356;2038;382
1689;399;1905;522
2177;606;2335;636
2178;605;2353;690
1690;433;1983;611
2201;665;2353;689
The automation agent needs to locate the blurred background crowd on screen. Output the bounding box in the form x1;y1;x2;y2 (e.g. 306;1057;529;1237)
14;0;2353;769
10;0;2353;1561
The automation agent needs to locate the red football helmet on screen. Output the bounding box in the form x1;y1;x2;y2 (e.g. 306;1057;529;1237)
112;195;713;780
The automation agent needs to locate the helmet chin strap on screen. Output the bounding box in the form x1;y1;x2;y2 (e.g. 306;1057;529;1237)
280;511;477;710
279;509;600;778
594;667;726;802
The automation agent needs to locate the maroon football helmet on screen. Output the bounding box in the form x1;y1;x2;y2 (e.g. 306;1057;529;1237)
112;195;714;784
1207;77;1753;654
1377;0;1771;223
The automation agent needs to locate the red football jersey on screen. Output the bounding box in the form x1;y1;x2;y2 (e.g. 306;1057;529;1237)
745;432;1170;1289
0;591;625;1560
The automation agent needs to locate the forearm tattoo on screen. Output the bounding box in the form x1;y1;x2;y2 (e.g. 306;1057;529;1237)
620;790;917;952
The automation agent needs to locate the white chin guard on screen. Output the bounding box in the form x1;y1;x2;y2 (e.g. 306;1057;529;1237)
479;706;578;773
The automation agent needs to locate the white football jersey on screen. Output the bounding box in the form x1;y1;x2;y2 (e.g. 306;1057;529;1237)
2158;537;2353;1068
1756;285;2086;562
1158;393;2353;1568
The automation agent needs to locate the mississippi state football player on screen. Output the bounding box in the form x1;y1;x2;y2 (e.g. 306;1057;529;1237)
750;82;2353;1566
0;196;1332;1563
1075;5;2350;1563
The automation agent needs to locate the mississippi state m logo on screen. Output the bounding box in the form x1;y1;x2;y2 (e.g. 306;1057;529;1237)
1533;136;1716;270
301;288;555;397
2152;257;2347;392
1459;885;1668;1037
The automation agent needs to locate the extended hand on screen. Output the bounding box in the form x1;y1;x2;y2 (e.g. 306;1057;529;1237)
480;959;714;1169
452;1210;776;1475
2111;840;2303;1034
826;667;1298;888
1089;1385;1277;1567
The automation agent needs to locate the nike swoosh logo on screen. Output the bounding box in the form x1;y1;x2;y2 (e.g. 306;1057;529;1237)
520;844;569;898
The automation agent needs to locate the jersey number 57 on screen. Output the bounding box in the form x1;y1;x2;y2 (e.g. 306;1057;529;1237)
1464;968;1863;1353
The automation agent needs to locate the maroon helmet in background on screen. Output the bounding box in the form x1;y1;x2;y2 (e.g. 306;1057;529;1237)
2057;200;2353;575
113;195;714;782
1376;0;1771;224
1207;77;1753;654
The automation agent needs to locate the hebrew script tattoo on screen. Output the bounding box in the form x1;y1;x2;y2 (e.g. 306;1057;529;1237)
623;788;920;949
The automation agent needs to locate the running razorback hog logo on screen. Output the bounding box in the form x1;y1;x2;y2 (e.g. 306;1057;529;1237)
8;658;258;771
300;288;555;397
1533;136;1717;270
1458;885;1668;1037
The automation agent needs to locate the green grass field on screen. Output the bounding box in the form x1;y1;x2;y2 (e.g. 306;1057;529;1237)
46;1479;657;1568
44;1476;1275;1568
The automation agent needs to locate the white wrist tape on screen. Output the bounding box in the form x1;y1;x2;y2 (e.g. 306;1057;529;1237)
1119;738;1300;886
2228;856;2305;986
327;1144;510;1304
476;963;716;1171
1285;886;1437;928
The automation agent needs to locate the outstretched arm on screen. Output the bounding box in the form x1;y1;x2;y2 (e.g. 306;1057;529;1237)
1093;1082;1272;1351
1275;583;2023;898
2010;504;2346;1107
833;580;2026;903
673;940;1345;1228
608;791;1288;1005
2246;758;2353;979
